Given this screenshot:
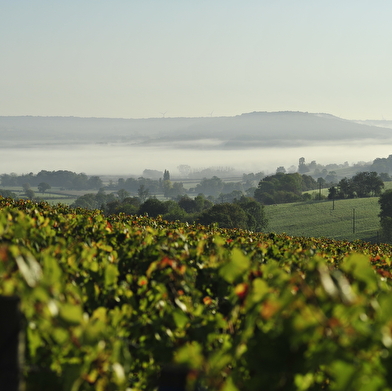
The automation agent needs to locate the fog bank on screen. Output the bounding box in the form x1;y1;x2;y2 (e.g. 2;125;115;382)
1;140;390;177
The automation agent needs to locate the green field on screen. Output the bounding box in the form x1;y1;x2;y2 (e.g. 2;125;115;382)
0;185;87;205
2;180;391;242
265;197;382;242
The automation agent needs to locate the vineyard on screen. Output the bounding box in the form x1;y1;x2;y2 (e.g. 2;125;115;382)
2;198;392;390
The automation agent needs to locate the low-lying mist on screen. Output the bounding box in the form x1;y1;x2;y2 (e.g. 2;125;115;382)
2;113;392;177
1;139;391;177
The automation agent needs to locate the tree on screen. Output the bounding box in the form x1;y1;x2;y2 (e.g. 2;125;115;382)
23;183;35;200
163;170;170;181
194;194;213;212
379;190;392;242
117;189;130;202
25;189;35;200
38;182;51;194
194;176;224;197
177;165;191;177
0;189;16;198
138;198;168;217
162;200;187;222
138;185;149;203
336;172;384;199
236;196;268;231
325;171;337;184
298;157;309;174
118;178;125;189
198;203;248;229
218;190;243;204
352;171;384;197
337;178;354;199
170;182;185;198
88;176;103;190
162;179;172;198
328;186;337;200
106;196;140;216
253;172;312;205
317;177;326;187
93;189;107;208
71;194;98;209
178;195;197;213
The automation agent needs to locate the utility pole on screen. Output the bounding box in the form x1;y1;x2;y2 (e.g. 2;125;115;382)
353;208;356;234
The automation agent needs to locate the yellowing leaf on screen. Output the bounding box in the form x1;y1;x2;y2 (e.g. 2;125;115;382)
174;342;203;369
105;264;119;288
221;377;239;391
251;278;269;303
59;304;83;325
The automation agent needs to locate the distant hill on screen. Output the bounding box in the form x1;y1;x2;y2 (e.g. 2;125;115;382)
355;119;392;130
1;112;392;150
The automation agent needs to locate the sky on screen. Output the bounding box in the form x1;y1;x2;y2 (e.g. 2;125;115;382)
1;1;392;120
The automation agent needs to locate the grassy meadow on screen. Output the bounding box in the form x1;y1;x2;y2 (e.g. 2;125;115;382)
264;182;392;242
265;197;381;242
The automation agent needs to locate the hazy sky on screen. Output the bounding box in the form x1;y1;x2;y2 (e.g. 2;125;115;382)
1;1;392;120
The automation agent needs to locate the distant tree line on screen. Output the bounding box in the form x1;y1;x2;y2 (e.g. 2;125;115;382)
71;192;268;232
253;172;318;205
328;172;384;199
0;189;16;198
0;169;261;205
1;170;103;190
371;155;392;176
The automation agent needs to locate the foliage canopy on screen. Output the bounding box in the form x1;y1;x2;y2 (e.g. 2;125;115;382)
2;198;392;390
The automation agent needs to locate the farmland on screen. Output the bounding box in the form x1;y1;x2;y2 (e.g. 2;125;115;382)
265;197;382;242
2;177;389;243
2;198;392;390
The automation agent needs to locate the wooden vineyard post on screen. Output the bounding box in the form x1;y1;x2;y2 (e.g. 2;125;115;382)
0;296;24;391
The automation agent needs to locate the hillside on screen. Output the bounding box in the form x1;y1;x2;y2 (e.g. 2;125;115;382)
266;197;382;242
1;112;392;149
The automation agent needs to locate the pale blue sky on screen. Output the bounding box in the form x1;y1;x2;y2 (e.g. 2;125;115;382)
1;1;391;119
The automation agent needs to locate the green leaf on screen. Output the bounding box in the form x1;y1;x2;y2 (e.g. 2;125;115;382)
59;304;83;325
27;327;43;358
219;248;250;283
174;342;203;369
104;264;119;288
341;254;378;292
329;360;356;390
221;377;239;391
52;327;69;344
42;255;62;285
378;293;392;323
173;309;188;329
294;373;315;391
89;261;99;272
250;278;269;303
